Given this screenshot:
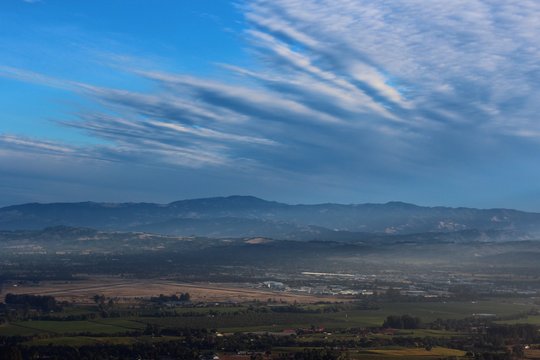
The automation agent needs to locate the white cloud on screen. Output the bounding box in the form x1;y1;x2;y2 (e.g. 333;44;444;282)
2;0;540;207
243;0;540;134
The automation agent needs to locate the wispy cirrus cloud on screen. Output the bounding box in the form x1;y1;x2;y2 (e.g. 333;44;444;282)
0;135;76;155
244;0;540;134
2;0;540;207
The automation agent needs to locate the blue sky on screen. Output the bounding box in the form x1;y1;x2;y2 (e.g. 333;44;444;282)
1;0;540;210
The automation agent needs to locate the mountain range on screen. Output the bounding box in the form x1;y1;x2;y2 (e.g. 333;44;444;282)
0;195;539;239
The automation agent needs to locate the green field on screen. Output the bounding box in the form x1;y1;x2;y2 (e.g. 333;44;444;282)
496;315;540;325
145;299;534;332
22;335;183;347
0;318;145;336
271;346;467;360
0;298;534;351
366;346;466;356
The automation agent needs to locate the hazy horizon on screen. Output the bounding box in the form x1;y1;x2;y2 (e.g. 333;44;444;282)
2;1;540;211
2;194;540;214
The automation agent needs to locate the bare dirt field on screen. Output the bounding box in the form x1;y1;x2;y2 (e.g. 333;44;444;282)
526;349;540;359
2;277;340;304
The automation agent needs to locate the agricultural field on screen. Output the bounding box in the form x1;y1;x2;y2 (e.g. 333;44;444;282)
2;298;530;335
496;315;540;325
1;295;538;358
3;278;338;304
2;275;539;359
0;318;145;336
363;346;466;357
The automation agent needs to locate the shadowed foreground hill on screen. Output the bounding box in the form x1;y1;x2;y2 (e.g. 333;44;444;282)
0;195;539;237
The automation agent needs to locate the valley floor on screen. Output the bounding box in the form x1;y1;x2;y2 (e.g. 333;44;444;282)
3;276;340;304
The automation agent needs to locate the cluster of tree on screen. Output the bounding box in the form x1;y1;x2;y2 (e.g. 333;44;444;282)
486;324;540;345
430;317;491;331
150;292;191;303
382;314;421;329
0;346;22;360
4;293;60;312
276;348;340;359
1;320;537;360
267;305;341;314
0;342;341;360
0;342;200;360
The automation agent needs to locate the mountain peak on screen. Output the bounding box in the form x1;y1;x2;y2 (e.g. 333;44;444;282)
1;196;540;236
168;195;282;209
384;201;420;208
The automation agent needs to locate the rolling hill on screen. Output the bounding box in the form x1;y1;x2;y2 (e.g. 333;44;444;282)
0;195;539;238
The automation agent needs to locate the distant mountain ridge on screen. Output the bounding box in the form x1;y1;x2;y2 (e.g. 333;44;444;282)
1;195;539;238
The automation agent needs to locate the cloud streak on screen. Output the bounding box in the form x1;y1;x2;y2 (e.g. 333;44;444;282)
1;0;540;207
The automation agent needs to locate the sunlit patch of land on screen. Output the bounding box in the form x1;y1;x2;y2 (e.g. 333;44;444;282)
4;276;340;304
